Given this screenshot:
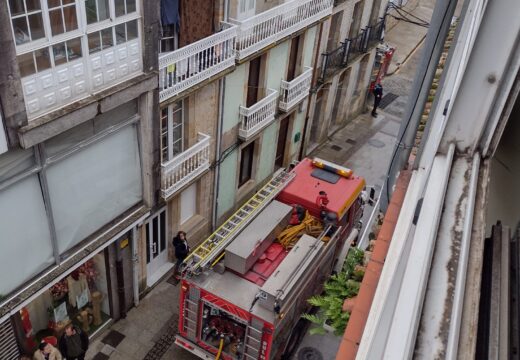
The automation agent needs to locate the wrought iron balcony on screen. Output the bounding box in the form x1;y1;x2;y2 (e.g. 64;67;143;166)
161;133;211;199
320;43;348;82
279;67;313;112
159;26;237;102
319;29;371;82
232;0;333;60
238;89;278;140
366;20;385;48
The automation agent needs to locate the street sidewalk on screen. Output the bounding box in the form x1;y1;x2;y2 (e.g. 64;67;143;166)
385;0;435;75
84;4;433;359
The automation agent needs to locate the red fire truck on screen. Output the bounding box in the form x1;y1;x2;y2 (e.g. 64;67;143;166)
175;158;366;360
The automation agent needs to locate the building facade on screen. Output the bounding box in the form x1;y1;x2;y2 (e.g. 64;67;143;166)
0;0;160;357
0;0;387;357
305;0;387;153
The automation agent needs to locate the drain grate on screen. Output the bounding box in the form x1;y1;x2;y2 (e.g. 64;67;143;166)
379;93;399;109
101;330;125;348
330;144;343;151
298;347;324;360
368;139;386;148
345;138;357;145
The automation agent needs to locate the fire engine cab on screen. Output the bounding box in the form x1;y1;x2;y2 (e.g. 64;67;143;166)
175;158;366;360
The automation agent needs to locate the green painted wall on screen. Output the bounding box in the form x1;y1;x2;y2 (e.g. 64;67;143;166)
289;108;306;159
266;40;290;91
222;63;247;133
216;149;238;220
256;121;278;184
303;25;317;67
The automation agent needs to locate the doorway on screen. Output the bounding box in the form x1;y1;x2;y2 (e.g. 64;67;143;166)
146;209;171;286
275;116;291;168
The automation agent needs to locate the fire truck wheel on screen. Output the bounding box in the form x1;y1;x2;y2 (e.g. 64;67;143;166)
297;347;324;360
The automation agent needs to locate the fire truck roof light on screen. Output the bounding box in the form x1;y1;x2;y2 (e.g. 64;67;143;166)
312;157;353;178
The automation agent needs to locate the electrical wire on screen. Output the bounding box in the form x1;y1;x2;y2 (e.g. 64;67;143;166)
383;1;453;203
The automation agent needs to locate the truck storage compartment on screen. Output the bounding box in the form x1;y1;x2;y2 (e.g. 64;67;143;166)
258;234;324;310
225;200;292;274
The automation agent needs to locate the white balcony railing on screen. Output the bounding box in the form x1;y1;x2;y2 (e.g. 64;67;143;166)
239;89;278;140
159;26;237;102
232;0;333;60
161;133;211;198
279;66;313;112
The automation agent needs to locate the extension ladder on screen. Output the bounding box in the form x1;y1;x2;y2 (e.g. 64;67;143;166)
183;169;296;276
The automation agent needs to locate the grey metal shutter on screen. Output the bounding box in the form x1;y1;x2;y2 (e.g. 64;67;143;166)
0;318;20;360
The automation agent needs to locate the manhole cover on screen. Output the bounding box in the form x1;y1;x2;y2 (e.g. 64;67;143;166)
379;93;399;109
345;138;357;145
330;144;343;151
368;139;386;148
298;347;324;360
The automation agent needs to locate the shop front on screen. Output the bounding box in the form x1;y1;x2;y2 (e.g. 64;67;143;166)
9;231;137;357
17;250;112;352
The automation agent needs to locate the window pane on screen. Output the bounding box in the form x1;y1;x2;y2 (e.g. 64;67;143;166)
88;32;101;53
98;0;109;21
0;175;55;296
34;47;51;71
17;52;36;77
9;0;25;16
47;0;60;8
127;20;137;40
63;0;75;4
66;37;82;61
49;9;64;35
53;42;67;66
28;13;45;40
46;126;143;254
0;147;35;182
12;17;30;45
101;28;113;49
115;23;126;45
85;0;97;24
114;0;125;16
126;0;136;13
25;0;41;11
63;5;78;32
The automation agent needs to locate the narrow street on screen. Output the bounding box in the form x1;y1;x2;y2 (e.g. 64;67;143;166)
84;34;426;360
81;2;431;358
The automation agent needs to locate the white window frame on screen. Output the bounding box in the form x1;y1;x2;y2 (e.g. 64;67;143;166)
236;0;256;21
7;0;141;72
160;101;185;163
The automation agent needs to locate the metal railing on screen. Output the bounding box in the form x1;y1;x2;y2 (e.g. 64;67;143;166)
320;42;348;81
366;19;385;48
238;89;278;140
319;28;374;82
159;26;237;102
161;133;211;198
232;0;333;60
279;67;313;112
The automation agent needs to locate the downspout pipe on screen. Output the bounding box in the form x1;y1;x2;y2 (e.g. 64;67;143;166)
132;226;140;307
382;0;458;211
212;0;229;229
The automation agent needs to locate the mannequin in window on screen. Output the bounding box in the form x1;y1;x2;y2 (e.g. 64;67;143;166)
67;271;90;308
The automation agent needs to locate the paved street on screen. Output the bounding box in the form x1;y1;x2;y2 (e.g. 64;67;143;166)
85;9;428;360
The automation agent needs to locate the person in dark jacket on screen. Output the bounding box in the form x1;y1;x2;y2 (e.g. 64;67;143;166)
372;83;383;117
173;231;190;277
58;325;89;360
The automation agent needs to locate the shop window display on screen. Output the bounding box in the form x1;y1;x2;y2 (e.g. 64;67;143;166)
22;253;110;348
